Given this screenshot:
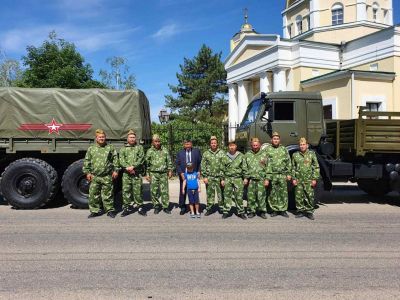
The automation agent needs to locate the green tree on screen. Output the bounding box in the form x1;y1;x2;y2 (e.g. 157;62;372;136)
99;56;136;90
0;50;22;87
165;44;228;124
16;31;104;88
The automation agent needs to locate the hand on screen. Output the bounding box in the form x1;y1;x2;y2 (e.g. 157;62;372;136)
311;180;317;188
220;180;225;187
181;189;185;195
243;178;249;185
198;189;201;193
292;179;298;186
168;170;173;178
112;171;118;180
86;173;93;182
203;178;208;184
145;176;151;182
264;180;269;187
286;175;292;181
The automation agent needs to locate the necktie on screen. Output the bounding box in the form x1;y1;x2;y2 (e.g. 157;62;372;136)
186;151;191;163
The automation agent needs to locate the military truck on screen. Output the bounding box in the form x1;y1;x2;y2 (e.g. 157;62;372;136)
235;91;400;197
0;88;152;209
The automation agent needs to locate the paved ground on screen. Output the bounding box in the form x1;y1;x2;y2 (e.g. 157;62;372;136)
0;181;400;299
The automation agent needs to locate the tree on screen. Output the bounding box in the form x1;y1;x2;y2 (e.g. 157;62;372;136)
15;31;104;89
165;44;228;124
99;56;136;90
0;50;22;87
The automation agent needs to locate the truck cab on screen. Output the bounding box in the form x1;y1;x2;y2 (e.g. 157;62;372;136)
235;92;324;152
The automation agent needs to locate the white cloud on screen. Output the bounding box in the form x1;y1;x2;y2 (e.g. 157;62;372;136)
151;23;182;41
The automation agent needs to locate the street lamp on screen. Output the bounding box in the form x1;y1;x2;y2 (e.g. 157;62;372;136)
158;108;170;124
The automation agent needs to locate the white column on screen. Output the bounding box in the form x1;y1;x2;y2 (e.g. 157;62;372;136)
309;0;320;29
228;83;238;141
237;81;250;124
356;0;367;21
386;0;393;25
259;72;271;94
273;69;287;92
282;15;289;38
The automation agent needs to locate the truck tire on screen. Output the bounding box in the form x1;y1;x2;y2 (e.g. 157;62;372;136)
357;179;391;197
0;158;58;209
61;159;89;209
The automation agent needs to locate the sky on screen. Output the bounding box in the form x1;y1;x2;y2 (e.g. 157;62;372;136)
0;0;399;122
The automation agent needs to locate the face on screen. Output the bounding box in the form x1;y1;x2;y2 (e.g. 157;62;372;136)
271;136;280;147
152;139;161;149
228;143;237;153
210;140;218;151
251;141;261;152
127;134;136;145
184;141;192;150
96;133;106;145
299;141;308;152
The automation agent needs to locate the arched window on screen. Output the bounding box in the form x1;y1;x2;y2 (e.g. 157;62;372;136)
372;2;379;22
332;3;344;25
296;15;303;35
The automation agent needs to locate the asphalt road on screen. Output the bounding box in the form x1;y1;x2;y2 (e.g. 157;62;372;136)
0;181;400;299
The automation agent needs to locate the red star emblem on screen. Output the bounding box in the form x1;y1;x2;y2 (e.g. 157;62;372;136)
45;118;63;134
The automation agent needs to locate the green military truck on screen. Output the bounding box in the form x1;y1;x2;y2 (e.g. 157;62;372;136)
235;91;400;198
0;88;152;209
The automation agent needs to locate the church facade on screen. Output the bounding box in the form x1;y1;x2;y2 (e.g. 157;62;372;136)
225;0;399;140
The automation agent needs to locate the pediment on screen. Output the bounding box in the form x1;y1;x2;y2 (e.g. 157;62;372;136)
231;45;271;65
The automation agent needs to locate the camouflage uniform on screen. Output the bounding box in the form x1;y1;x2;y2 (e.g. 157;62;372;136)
83;143;119;213
292;150;320;213
145;145;172;209
244;149;268;214
119;143;145;209
202;148;225;210
265;145;292;212
221;151;245;214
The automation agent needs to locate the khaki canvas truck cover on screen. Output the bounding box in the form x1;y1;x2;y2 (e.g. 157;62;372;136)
0;88;151;141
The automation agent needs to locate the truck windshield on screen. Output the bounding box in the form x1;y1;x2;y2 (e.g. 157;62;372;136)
240;99;262;127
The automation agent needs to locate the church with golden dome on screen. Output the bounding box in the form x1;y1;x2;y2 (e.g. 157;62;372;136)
225;0;399;140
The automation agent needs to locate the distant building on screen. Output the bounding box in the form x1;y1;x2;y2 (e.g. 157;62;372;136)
225;0;399;140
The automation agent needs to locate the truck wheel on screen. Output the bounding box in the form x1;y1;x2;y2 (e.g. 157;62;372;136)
357;179;391;197
61;159;89;209
1;158;58;209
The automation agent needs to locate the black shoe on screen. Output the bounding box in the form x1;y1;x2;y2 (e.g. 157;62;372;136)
238;213;247;220
222;213;229;219
218;208;223;214
154;207;161;214
259;212;267;219
270;211;278;217
247;212;256;218
138;208;147;216
280;211;289;218
163;208;171;214
204;210;212;216
305;212;315;220
120;209;131;217
88;211;102;218
179;208;186;215
107;211;116;218
295;212;304;218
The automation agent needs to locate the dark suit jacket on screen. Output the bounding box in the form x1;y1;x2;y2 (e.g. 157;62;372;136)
176;148;202;175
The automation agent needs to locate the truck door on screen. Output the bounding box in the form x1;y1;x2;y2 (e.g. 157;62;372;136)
270;100;299;145
306;100;323;145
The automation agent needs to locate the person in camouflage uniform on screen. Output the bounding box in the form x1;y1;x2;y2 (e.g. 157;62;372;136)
119;130;146;217
83;129;119;218
220;141;247;219
145;134;173;214
243;137;268;219
292;137;320;220
265;132;292;218
202;136;225;216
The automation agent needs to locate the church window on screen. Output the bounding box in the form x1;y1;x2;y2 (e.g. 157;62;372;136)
296;15;303;35
332;3;344;25
372;3;379;22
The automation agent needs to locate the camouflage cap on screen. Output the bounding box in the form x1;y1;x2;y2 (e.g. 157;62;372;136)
271;131;280;137
210;136;218;141
228;140;236;145
127;129;136;136
251;137;260;143
152;134;161;141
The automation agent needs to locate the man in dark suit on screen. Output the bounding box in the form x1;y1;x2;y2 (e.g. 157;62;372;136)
176;139;202;215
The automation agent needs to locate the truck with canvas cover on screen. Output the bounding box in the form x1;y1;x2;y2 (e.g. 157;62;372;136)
0;88;152;209
235;91;400;199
